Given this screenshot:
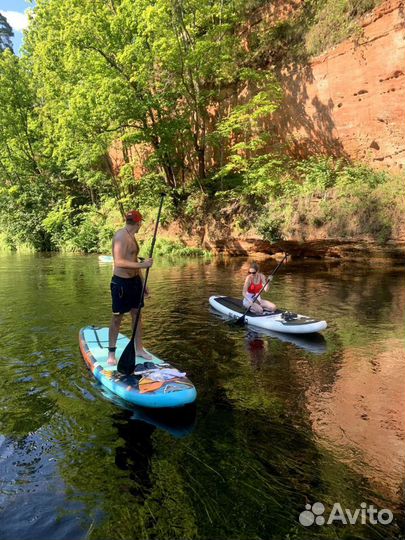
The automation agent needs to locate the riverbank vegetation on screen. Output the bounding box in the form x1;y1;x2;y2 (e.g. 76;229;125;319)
0;0;400;254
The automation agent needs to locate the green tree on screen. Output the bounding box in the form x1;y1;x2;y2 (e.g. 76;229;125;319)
0;48;89;250
25;0;182;198
213;68;283;196
143;0;240;182
0;50;53;248
25;0;281;196
0;0;283;251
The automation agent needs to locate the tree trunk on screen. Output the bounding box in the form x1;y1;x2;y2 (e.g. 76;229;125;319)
193;130;206;181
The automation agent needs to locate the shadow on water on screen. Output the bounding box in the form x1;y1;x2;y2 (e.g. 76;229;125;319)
97;384;197;438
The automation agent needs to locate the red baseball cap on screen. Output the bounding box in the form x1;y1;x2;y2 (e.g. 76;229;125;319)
125;210;143;223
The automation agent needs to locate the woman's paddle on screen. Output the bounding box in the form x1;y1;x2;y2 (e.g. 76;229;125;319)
234;252;288;327
117;193;166;375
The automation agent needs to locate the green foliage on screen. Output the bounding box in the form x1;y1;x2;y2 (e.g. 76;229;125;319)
69;212;101;253
187;154;402;248
0;47;96;250
305;0;381;56
23;0;267;197
0;0;285;253
216;153;281;197
0;0;394;255
139;237;211;258
252;157;402;244
127;173;178;226
257;214;284;242
242;156;289;197
42;197;120;253
247;0;382;65
334;163;388;190
295;156;338;194
183;191;209;218
215;73;281;138
0;177;56;251
213;70;283;196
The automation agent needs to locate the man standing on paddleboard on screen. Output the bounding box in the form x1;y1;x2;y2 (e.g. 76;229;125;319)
108;210;153;365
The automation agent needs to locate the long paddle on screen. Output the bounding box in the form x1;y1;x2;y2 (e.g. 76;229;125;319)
233;252;288;326
117;193;166;375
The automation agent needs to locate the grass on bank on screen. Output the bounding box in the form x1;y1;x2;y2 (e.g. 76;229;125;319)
305;0;381;56
215;157;403;244
0;232;35;253
186;156;403;245
139;238;212;258
249;0;383;65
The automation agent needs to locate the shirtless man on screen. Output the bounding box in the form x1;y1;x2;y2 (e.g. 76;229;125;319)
107;210;153;365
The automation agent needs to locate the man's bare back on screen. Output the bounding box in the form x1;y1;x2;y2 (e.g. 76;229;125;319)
112;228;140;278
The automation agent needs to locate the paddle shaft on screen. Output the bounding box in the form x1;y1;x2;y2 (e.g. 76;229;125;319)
237;253;288;323
129;193;166;344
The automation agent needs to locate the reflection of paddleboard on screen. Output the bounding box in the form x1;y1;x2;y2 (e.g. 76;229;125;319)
130;406;196;438
96;384;196;438
98;255;113;263
212;309;327;354
79;326;197;408
247;328;327;355
209;295;327;334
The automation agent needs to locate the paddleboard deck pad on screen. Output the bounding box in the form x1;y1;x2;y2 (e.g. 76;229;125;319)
79;326;197;408
209;296;327;334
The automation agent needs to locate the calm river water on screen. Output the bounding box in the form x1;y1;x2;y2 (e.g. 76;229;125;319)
0;253;404;540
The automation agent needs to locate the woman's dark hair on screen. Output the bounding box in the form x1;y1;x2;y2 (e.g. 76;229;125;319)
249;262;259;272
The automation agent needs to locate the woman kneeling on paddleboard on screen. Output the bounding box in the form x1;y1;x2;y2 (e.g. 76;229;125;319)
243;262;276;314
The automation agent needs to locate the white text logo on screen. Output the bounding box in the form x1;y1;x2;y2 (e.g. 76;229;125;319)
299;502;393;527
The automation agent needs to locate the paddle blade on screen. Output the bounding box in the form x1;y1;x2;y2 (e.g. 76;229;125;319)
117;339;136;375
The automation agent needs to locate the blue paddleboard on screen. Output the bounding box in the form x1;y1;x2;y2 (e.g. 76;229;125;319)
79;326;197;408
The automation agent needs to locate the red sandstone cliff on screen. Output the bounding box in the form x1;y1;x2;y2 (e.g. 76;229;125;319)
275;0;405;172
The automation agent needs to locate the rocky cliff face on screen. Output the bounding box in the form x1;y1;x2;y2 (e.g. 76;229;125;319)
275;0;405;172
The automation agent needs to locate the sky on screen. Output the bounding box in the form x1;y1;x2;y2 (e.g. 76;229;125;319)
0;0;35;54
